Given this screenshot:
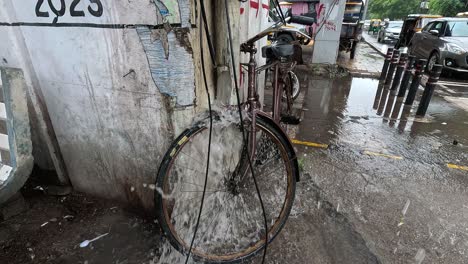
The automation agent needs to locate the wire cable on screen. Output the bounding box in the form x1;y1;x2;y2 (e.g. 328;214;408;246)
223;1;269;263
274;0;286;24
200;0;216;65
184;0;213;262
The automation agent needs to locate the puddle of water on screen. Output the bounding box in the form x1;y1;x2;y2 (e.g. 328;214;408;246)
297;75;468;163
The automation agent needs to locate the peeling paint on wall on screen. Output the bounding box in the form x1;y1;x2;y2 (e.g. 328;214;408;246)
137;0;195;107
0;0;200;209
157;0;181;24
136;27;195;107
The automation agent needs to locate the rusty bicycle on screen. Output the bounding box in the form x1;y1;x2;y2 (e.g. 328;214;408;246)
155;7;315;264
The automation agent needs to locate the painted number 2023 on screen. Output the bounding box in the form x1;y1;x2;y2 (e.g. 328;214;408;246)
35;0;103;22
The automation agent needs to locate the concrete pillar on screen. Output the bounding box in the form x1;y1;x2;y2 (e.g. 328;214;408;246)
312;0;347;64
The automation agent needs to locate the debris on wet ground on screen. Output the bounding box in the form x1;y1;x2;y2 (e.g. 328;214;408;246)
0;185;160;264
304;64;350;79
79;233;109;248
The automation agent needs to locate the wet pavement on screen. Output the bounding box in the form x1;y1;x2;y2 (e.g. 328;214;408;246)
287;73;468;263
362;31;397;56
337;43;383;79
257;57;467;263
0;187;161;264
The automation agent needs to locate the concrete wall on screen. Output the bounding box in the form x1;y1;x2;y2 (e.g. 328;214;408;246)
0;0;214;209
214;0;269;105
239;0;270;103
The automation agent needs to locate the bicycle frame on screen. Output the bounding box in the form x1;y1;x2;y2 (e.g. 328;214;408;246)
237;16;306;178
240;44;294;168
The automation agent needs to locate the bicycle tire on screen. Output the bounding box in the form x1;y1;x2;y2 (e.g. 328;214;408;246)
155;114;298;263
281;71;300;101
289;71;300;100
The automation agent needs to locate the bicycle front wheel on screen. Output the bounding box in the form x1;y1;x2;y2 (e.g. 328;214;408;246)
155;114;298;263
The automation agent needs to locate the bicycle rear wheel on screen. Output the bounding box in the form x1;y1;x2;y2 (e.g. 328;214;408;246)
282;71;300;101
155;114;298;263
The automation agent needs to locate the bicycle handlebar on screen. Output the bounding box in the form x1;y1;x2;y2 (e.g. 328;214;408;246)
289;15;316;26
243;14;315;46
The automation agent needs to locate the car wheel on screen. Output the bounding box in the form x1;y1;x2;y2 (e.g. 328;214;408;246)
427;52;440;72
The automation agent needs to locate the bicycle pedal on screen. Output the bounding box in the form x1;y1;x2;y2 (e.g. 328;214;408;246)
281;115;301;125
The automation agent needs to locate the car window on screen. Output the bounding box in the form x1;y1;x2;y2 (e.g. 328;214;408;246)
431;22;444;32
422;22;433;32
387;22;403;28
418;18;437;29
445;21;468;37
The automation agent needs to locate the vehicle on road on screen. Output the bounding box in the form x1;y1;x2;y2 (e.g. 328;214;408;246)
340;0;365;59
409;17;468;74
395;14;442;49
457;12;468;18
363;19;371;30
377;20;403;43
368;19;381;35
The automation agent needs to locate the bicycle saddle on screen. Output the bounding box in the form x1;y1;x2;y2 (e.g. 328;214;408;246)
261;43;295;60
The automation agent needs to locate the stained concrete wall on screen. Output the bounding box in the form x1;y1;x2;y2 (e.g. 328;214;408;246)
0;0;214;210
215;0;270;105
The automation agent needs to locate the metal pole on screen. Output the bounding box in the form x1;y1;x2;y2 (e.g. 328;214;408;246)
385;50;400;87
397;55;416;98
398;105;412;132
384;53;408;118
404;59;426;106
383;93;397;119
373;83;385;110
377;51;400;115
390;53;408;93
363;0;371;21
416;65;443;117
389;97;403;127
379;48;394;82
377;87;389;115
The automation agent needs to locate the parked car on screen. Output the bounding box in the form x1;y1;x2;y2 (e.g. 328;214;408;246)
394;14;442;49
409;18;468;74
377;21;403;43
